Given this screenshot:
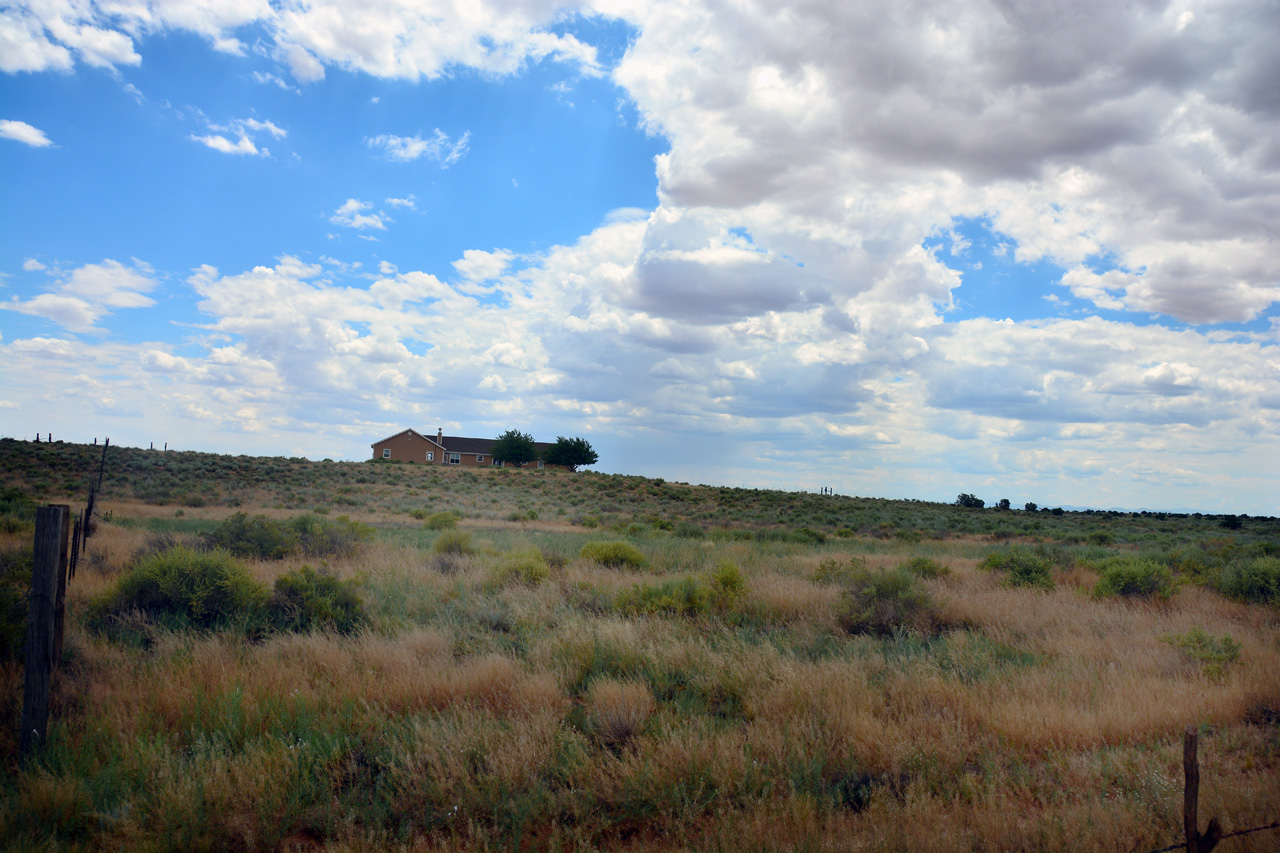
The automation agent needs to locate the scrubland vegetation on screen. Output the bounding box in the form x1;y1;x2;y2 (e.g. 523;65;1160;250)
1;437;1277;851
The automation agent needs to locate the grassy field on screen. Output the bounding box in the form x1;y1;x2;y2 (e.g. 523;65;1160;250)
1;437;1277;852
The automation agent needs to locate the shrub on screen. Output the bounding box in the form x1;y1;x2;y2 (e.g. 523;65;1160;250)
835;567;939;636
707;561;745;606
673;521;705;539
1161;626;1241;680
202;512;299;559
834;528;856;539
433;530;474;555
580;540;646;569
1094;557;1173;600
490;549;550;588
267;566;368;634
814;556;868;586
291;513;373;558
423;511;460;530
900;556;949;578
615;577;708;616
1210;556;1280;605
88;546;268;633
980;547;1054;590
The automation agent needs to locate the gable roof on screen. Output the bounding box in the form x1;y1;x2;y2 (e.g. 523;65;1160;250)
370;428;445;449
441;435;554;455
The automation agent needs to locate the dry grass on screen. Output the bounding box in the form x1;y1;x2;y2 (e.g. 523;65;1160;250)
4;484;1279;851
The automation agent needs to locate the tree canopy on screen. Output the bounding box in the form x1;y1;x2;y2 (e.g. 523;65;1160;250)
955;493;985;509
491;429;538;467
544;436;598;472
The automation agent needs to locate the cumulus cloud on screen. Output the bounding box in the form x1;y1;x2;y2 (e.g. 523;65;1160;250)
0;119;52;147
366;130;470;166
329;199;388;230
0;259;158;332
189;116;285;156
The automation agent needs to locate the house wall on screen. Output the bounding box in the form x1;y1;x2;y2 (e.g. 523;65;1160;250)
371;431;442;463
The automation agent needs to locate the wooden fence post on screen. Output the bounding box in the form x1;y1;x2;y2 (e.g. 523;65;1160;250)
20;505;68;760
1184;726;1223;853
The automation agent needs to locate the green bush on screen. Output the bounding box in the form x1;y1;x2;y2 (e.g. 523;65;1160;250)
1094;557;1173;600
707;561;745;606
202;512;299;559
980;547;1054;590
290;513;373;558
1210;556;1280;605
673;521;705;539
900;556;949;578
615;577;708;617
433;530;474;555
267;566;368;634
88;546;268;633
423;511;460;530
201;512;372;560
580;540;646;569
490;549;550;588
814;556;868;586
1161;626;1241;680
835;567;938;636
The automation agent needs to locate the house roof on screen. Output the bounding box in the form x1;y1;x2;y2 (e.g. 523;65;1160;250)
441;435;553;455
372;428;552;457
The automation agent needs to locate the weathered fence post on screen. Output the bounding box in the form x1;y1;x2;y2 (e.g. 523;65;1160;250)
1184;726;1223;853
20;505;69;760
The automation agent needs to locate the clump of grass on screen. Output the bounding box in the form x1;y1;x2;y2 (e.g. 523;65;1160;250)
1210;556;1280;605
899;556;950;578
586;678;654;749
980;547;1055;589
423;510;460;530
88;546;268;633
433;530;474;555
1094;556;1173;600
1161;626;1241;680
267;565;368;634
615;577;708;616
580;540;646;569
489;548;550;588
834;567;939;636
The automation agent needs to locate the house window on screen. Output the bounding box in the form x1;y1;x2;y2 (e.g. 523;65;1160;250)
382;449;391;459
426;451;434;462
448;453;461;465
476;455;484;464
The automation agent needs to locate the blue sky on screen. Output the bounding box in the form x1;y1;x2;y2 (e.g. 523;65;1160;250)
2;1;1278;514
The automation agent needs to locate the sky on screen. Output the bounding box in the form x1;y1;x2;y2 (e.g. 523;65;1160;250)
1;0;1277;515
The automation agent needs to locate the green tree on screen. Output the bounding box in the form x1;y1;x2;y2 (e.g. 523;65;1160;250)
1024;502;1038;512
955;493;985;509
491;429;538;467
997;498;1011;511
543;436;598;472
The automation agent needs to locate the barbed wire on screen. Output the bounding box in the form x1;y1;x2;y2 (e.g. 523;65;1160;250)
1141;819;1280;853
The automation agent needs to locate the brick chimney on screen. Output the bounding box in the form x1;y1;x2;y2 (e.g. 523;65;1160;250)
436;428;443;446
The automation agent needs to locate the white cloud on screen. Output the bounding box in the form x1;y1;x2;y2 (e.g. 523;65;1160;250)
384;196;416;209
0;259;158;332
366;130;470;166
0;119;52;147
22;258;45;271
329;199;388;230
452;248;514;282
190;132;259;155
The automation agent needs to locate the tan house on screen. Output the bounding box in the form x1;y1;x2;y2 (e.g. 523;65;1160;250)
370;428;557;468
